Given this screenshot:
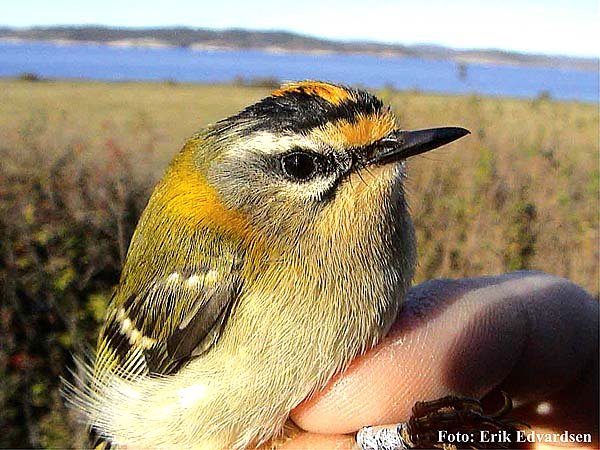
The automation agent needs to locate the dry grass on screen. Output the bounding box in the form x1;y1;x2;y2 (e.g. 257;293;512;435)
0;79;597;448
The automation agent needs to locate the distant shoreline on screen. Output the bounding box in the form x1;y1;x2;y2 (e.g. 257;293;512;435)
0;26;597;72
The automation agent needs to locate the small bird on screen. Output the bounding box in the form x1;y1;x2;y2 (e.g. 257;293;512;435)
66;81;469;449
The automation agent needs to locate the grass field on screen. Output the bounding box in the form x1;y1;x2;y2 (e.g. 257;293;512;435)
0;79;598;447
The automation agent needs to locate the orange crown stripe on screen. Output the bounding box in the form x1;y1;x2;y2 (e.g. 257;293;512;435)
271;81;355;106
310;110;397;148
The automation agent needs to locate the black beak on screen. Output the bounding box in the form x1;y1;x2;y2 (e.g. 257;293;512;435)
368;127;470;165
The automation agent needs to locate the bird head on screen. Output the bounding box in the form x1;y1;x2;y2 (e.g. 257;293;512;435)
199;82;467;244
124;81;468;280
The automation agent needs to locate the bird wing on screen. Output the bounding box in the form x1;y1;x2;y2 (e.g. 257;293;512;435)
96;260;242;376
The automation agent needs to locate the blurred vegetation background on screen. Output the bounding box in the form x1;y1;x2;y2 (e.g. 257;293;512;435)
0;79;598;448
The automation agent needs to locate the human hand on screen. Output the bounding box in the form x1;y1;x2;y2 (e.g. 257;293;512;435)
283;272;599;449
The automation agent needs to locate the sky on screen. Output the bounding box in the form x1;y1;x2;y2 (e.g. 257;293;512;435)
2;0;599;58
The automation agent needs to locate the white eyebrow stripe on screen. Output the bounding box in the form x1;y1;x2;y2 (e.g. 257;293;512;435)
225;131;319;157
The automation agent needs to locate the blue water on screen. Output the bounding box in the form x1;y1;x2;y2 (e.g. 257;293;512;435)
0;41;597;102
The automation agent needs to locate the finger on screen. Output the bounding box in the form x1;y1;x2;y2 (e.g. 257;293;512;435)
277;432;355;449
506;350;598;443
291;272;598;436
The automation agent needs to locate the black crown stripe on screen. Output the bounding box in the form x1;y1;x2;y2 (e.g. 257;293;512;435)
215;87;384;135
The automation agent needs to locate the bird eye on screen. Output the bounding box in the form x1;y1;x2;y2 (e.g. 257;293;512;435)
281;152;317;181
